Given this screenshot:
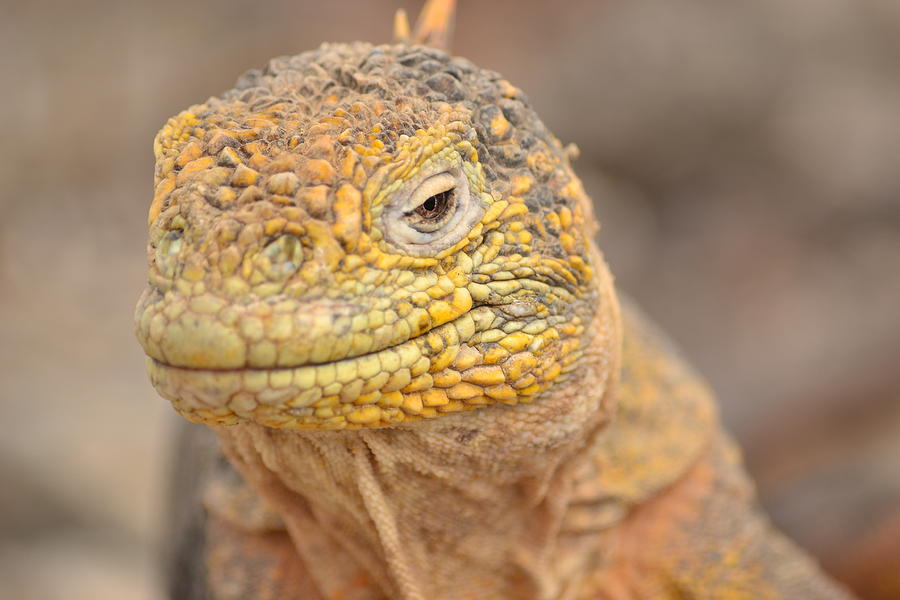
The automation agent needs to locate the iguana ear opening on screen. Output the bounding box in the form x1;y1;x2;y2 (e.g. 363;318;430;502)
394;0;456;51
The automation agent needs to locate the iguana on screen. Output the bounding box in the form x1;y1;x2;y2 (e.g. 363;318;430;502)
135;1;854;598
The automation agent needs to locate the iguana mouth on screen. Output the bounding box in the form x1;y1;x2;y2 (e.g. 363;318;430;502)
146;306;526;429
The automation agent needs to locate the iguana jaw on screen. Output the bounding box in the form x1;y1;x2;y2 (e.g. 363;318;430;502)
145;305;486;429
144;295;585;429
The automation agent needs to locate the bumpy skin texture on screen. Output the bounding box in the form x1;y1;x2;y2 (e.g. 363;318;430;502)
137;43;853;599
136;42;597;430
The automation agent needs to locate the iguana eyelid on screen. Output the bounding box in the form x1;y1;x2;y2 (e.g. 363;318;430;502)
401;172;457;214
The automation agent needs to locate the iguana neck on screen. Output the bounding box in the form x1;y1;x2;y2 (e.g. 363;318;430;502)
214;261;622;600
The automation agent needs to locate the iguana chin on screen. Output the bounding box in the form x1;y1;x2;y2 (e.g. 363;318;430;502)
134;1;854;598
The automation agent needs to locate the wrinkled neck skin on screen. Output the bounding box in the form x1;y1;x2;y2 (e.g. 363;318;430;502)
215;254;622;600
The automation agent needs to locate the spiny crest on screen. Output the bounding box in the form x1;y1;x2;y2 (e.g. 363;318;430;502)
395;0;456;50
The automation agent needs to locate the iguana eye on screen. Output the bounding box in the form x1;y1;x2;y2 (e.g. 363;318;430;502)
406;173;457;233
383;168;485;255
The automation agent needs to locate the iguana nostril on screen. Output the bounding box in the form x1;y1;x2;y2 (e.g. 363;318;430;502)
256;234;303;281
154;229;183;278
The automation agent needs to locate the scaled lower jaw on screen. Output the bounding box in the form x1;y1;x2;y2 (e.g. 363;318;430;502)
146;307;493;429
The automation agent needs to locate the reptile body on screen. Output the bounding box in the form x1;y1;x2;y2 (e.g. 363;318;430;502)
135;8;853;599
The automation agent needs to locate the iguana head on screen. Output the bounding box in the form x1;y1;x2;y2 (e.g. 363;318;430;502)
135;32;618;430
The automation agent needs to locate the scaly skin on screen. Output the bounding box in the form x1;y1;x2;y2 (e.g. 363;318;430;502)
137;42;852;599
136;42;597;430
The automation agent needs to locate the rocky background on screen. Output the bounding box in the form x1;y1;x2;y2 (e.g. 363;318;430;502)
1;0;898;598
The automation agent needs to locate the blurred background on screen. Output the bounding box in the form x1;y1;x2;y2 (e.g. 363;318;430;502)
1;0;898;598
